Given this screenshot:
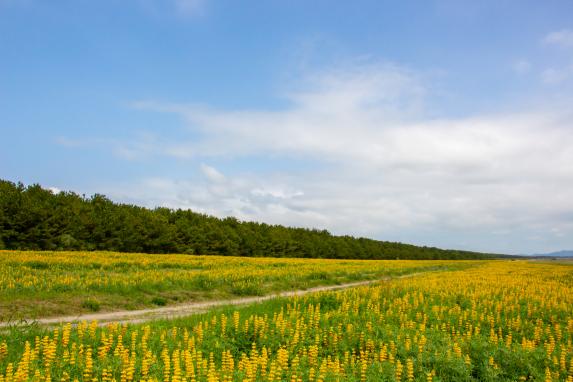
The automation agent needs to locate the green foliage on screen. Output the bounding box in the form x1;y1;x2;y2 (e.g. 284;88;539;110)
80;299;101;312
150;296;168;306
0;179;503;259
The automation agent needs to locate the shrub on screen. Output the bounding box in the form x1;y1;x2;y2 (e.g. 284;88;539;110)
151;296;167;306
81;299;101;312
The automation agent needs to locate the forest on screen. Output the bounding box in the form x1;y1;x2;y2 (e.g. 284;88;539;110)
0;179;502;259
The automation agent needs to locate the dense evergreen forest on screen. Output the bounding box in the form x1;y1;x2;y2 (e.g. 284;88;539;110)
0;180;503;259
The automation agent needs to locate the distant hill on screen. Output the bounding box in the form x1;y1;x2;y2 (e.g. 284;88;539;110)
529;250;573;258
0;179;506;260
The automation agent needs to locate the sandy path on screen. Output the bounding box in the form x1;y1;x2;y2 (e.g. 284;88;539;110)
0;272;427;327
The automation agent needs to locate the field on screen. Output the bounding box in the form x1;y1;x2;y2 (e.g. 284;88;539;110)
1;258;572;381
0;251;464;319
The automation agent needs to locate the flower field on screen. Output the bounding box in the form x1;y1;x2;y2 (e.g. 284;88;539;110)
1;260;572;381
0;251;463;318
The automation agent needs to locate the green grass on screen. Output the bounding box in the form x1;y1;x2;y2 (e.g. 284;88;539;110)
80;299;101;312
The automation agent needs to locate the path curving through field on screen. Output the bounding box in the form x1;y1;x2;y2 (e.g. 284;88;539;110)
1;272;432;327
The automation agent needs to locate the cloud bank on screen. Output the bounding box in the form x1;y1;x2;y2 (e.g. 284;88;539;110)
92;62;573;254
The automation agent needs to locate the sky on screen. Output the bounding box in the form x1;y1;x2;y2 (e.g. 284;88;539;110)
1;0;573;255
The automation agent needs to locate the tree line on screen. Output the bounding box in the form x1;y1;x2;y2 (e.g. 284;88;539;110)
0;180;503;259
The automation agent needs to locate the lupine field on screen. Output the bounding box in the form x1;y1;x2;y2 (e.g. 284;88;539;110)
1;258;572;381
0;251;461;318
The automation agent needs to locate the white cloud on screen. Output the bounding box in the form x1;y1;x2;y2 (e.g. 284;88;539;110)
544;29;573;48
540;30;573;85
55;136;85;148
200;163;225;183
513;60;531;75
56;133;158;161
173;0;205;16
251;187;304;200
102;62;573;253
136;0;205;18
541;65;573;84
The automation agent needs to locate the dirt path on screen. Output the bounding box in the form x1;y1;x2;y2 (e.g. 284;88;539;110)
0;272;427;327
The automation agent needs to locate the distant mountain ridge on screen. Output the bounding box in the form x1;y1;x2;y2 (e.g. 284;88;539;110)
529;250;573;258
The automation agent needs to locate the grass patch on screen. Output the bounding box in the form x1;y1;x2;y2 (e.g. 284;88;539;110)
150;296;168;306
80;299;101;312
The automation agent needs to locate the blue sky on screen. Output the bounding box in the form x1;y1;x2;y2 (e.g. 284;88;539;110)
1;0;573;254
